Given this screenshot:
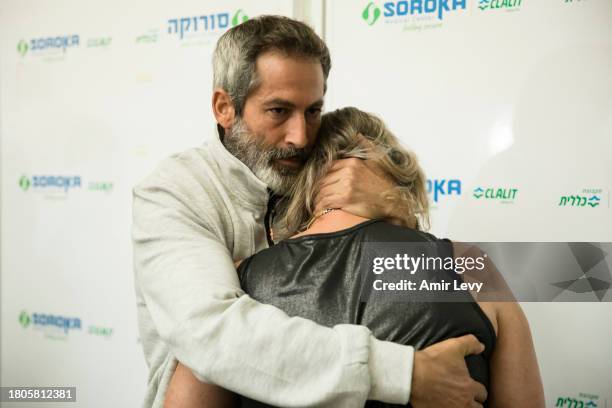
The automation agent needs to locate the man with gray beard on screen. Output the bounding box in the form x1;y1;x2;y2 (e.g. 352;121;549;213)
223;115;310;196
133;15;488;408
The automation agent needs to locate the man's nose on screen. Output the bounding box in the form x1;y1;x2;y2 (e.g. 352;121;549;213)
284;114;308;149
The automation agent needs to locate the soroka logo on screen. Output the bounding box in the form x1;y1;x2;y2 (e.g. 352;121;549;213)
362;0;467;24
19;175;31;191
478;0;523;11
19;311;82;334
17;39;29;56
18;35;80;56
362;2;382;25
473;186;518;202
20;310;113;341
167;9;248;40
231;9;249;26
19;175;82;193
19;311;31;328
427;179;462;203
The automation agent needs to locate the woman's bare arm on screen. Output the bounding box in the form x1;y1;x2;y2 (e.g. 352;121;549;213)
488;302;545;408
164;362;238;408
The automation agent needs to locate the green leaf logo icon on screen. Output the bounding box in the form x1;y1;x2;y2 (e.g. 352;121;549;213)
232;9;249;27
17;39;28;56
362;2;381;26
19;175;31;191
19;311;31;328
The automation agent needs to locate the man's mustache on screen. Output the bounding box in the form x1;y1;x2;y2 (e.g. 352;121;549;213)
268;147;311;162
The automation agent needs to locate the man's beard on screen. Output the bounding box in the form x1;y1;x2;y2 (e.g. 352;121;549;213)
223;117;310;195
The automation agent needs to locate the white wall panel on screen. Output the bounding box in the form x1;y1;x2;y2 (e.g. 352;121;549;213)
325;0;612;406
0;1;293;407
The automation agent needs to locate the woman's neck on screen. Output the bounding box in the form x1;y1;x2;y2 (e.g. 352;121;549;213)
290;209;371;239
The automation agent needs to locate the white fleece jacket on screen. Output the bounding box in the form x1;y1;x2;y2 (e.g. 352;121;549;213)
132;132;414;407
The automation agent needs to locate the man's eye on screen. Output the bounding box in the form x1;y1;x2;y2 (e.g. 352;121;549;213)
269;108;287;115
307;108;322;117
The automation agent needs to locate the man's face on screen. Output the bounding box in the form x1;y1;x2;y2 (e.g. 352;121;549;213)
224;51;325;194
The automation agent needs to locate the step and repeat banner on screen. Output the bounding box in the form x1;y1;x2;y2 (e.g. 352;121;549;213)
1;0;611;407
324;0;611;407
0;1;293;407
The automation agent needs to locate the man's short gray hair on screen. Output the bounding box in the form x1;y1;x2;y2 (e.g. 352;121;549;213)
213;15;331;115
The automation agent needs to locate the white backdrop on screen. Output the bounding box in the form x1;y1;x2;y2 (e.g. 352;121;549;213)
325;1;612;406
1;0;610;407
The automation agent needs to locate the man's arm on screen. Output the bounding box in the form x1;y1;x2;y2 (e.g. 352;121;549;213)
132;161;412;407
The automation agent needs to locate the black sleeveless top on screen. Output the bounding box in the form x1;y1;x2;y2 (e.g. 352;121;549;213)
237;219;496;407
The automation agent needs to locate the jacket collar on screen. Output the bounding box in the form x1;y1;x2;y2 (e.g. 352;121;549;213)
208;125;269;208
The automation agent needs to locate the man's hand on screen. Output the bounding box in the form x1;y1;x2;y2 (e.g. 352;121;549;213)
410;335;488;408
314;158;414;226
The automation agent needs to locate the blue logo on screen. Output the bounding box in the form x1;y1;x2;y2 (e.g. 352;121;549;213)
20;175;82;193
20;311;82;334
20;35;80;55
168;9;249;40
379;0;467;22
427;179;462;202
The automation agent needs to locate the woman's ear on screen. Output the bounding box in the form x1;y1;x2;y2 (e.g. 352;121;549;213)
212;88;235;130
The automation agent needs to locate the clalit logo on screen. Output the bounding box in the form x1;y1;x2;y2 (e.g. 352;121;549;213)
473;186;518;202
558;195;600;208
558;188;603;208
362;2;382;25
479;0;523;11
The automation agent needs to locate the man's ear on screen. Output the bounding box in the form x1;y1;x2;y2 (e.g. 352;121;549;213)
212;88;235;130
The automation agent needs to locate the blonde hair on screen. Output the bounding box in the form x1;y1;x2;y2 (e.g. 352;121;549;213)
280;107;430;235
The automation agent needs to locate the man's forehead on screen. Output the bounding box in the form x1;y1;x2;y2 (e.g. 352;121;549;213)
253;51;325;99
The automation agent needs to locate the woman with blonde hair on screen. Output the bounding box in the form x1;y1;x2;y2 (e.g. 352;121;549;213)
165;107;544;408
279;106;430;236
